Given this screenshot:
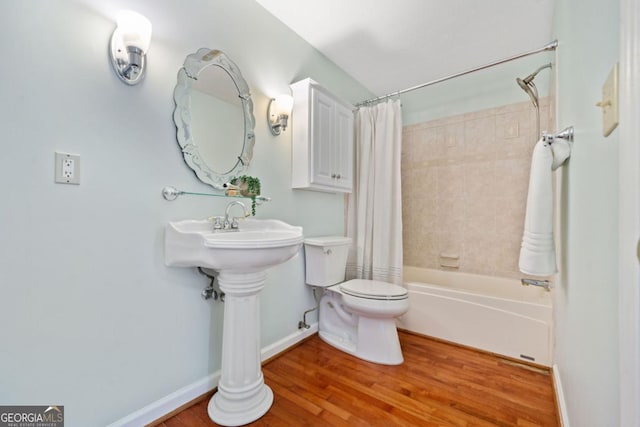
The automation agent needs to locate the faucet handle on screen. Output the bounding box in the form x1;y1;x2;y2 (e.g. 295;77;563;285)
210;216;223;230
231;217;240;229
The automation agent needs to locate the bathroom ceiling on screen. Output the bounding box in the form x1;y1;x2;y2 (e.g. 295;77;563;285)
255;0;556;99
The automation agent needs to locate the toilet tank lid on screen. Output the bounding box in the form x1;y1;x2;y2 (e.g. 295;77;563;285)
304;236;352;247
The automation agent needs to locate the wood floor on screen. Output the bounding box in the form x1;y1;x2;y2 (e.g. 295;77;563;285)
158;332;559;426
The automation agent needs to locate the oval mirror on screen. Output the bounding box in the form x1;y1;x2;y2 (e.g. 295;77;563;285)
173;49;255;187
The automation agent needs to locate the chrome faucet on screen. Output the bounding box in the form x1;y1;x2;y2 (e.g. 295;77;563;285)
224;200;249;230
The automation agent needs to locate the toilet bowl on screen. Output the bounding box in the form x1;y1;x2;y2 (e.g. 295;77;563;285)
304;236;409;365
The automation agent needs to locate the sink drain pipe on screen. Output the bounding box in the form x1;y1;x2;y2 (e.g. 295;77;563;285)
198;267;225;302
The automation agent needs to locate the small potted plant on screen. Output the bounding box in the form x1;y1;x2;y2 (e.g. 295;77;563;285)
230;175;261;215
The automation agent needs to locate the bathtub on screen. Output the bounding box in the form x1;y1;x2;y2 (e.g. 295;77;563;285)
398;266;553;366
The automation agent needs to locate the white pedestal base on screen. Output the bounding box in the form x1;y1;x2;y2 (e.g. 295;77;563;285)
208;382;273;426
208;271;273;426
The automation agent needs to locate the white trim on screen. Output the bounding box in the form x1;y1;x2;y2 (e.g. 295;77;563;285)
553;364;570;427
619;0;640;425
106;372;221;427
261;322;319;361
105;324;318;427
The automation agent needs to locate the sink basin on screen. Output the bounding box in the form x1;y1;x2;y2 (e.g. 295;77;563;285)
164;217;304;426
165;218;303;272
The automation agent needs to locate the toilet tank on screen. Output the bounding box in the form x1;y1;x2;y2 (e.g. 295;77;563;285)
304;236;352;287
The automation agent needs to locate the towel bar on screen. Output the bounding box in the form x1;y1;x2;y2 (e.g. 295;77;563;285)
542;126;574;144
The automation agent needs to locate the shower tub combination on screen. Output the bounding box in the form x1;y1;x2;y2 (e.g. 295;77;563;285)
398;266;553;366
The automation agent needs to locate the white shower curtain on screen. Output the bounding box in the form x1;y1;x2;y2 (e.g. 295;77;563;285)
346;99;403;285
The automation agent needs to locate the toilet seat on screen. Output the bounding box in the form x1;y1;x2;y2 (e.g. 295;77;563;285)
339;279;408;300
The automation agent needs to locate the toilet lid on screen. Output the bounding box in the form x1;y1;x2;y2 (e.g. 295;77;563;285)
340;279;408;300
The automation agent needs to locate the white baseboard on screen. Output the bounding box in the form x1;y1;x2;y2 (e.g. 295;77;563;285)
553;364;570;427
105;372;220;427
261;323;318;361
106;323;318;427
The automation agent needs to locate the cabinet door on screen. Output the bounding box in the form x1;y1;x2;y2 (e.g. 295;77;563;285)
310;89;336;187
333;102;354;191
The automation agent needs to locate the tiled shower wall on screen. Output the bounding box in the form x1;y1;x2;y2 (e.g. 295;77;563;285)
402;98;553;279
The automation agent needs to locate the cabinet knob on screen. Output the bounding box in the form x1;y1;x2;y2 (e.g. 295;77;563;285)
336;174;341;179
331;174;337;178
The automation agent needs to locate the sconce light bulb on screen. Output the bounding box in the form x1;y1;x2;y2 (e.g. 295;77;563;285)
268;95;293;136
274;95;294;116
116;10;152;53
110;10;152;85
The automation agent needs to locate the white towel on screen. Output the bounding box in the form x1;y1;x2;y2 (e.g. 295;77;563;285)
551;139;572;170
519;139;558;276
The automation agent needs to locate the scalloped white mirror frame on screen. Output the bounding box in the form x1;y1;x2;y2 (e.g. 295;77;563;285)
173;49;255;187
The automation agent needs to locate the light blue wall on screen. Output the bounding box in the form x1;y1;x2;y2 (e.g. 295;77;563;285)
0;1;372;425
553;0;620;425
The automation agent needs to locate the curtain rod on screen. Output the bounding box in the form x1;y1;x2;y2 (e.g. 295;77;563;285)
355;40;558;107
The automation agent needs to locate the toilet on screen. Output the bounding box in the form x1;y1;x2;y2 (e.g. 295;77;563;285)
304;236;409;365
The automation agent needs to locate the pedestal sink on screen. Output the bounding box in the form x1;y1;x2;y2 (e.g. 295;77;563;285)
165;218;303;426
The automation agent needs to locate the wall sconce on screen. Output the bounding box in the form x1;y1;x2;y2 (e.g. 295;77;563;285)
268;95;294;136
109;10;152;85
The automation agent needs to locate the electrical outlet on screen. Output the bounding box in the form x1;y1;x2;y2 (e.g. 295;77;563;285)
62;158;74;178
55;152;80;184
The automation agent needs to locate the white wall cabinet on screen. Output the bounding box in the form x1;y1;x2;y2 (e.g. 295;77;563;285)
290;78;354;193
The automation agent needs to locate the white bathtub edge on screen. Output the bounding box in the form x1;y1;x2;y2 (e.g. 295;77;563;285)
401;281;552;366
553;363;571;427
105;323;319;427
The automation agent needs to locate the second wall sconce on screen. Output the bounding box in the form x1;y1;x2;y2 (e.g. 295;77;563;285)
110;10;152;85
268;95;294;136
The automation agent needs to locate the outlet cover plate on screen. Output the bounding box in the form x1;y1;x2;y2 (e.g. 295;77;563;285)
55;152;80;184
